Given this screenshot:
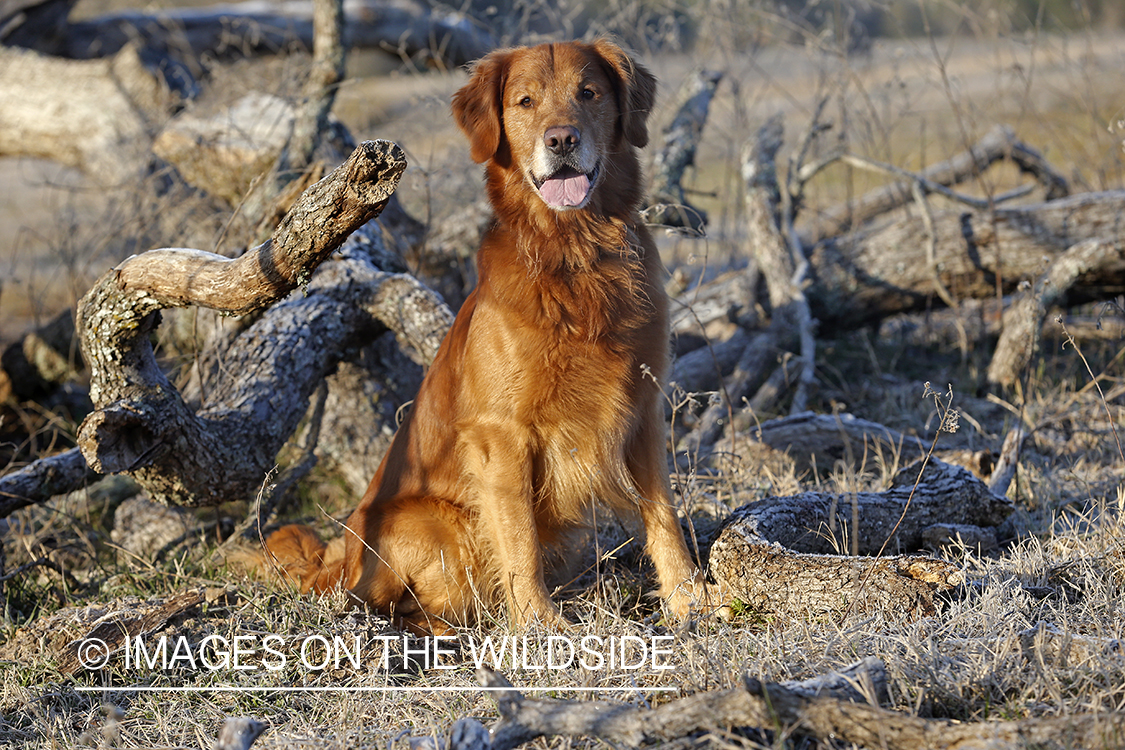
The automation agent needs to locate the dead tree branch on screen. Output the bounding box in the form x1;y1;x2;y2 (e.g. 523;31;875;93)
419;658;1125;750
988;239;1125;387
809;123;1070;239
456;659;887;750
740;673;1125;750
810;189;1125;332
644;69;723;233
0;448;98;518
682;113;819;460
73;141;443;507
3;0;495;69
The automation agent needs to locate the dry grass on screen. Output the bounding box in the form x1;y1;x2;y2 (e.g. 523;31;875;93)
3;3;1125;748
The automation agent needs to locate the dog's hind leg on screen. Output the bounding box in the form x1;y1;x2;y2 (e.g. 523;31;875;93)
344;496;477;634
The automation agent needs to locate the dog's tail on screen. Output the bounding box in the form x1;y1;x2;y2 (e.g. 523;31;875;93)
260;525;347;594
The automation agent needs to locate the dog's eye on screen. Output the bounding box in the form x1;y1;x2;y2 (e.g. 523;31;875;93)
580;88;596;100
519;96;533;108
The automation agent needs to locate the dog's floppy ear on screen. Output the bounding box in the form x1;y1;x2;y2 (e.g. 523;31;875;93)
591;39;657;148
452;49;511;164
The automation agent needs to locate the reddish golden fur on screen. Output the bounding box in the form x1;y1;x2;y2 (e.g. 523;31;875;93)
266;40;710;633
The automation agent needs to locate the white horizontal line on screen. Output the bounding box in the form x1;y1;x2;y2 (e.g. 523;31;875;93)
75;686;678;693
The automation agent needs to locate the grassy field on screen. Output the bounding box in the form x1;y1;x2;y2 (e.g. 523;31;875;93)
2;4;1125;748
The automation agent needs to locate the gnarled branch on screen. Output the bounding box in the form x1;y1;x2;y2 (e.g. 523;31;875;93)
73;141;443;507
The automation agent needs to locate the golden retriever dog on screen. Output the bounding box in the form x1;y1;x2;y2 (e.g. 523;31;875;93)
265;39;711;634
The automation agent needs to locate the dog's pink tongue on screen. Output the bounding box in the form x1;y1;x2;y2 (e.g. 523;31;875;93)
539;172;590;207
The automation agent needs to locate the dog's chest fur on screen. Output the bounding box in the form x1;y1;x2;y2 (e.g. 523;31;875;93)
468;221;664;527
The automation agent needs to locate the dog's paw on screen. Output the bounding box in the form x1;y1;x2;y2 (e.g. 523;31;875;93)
664;575;732;622
512;599;575;632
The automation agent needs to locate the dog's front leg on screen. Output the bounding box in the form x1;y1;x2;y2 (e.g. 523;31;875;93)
628;406;725;620
464;428;564;628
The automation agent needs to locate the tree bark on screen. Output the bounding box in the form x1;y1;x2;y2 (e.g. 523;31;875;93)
73;140;442;507
808;123;1070;240
707;459;1011;619
0;44;175;181
3;0;495;69
809;190;1125;333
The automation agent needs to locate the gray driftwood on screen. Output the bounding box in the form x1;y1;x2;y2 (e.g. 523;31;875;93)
708;459;1012;619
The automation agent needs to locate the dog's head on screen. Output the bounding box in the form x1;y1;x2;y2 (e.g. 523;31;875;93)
452;40;656;213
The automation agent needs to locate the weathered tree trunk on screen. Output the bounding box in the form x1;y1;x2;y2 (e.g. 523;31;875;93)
74;141;448;507
0;44;176;180
707;459;1012;619
721;411;924;474
644;69;723;233
808;123;1070;240
2;0;495;69
809;190;1125;333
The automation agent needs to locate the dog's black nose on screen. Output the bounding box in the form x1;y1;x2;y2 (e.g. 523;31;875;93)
544;126;580;156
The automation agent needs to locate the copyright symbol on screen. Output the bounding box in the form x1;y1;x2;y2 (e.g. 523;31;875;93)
77;638;111;670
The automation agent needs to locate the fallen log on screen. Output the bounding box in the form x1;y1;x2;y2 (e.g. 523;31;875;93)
711;539;964;619
73;140;454;507
809;189;1125;333
3;0;495;69
707;459;1012;619
715;458;1011;556
0;447;98;518
413;660;1125;750
722;411;925;474
0;44;177;181
807;123;1069;240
